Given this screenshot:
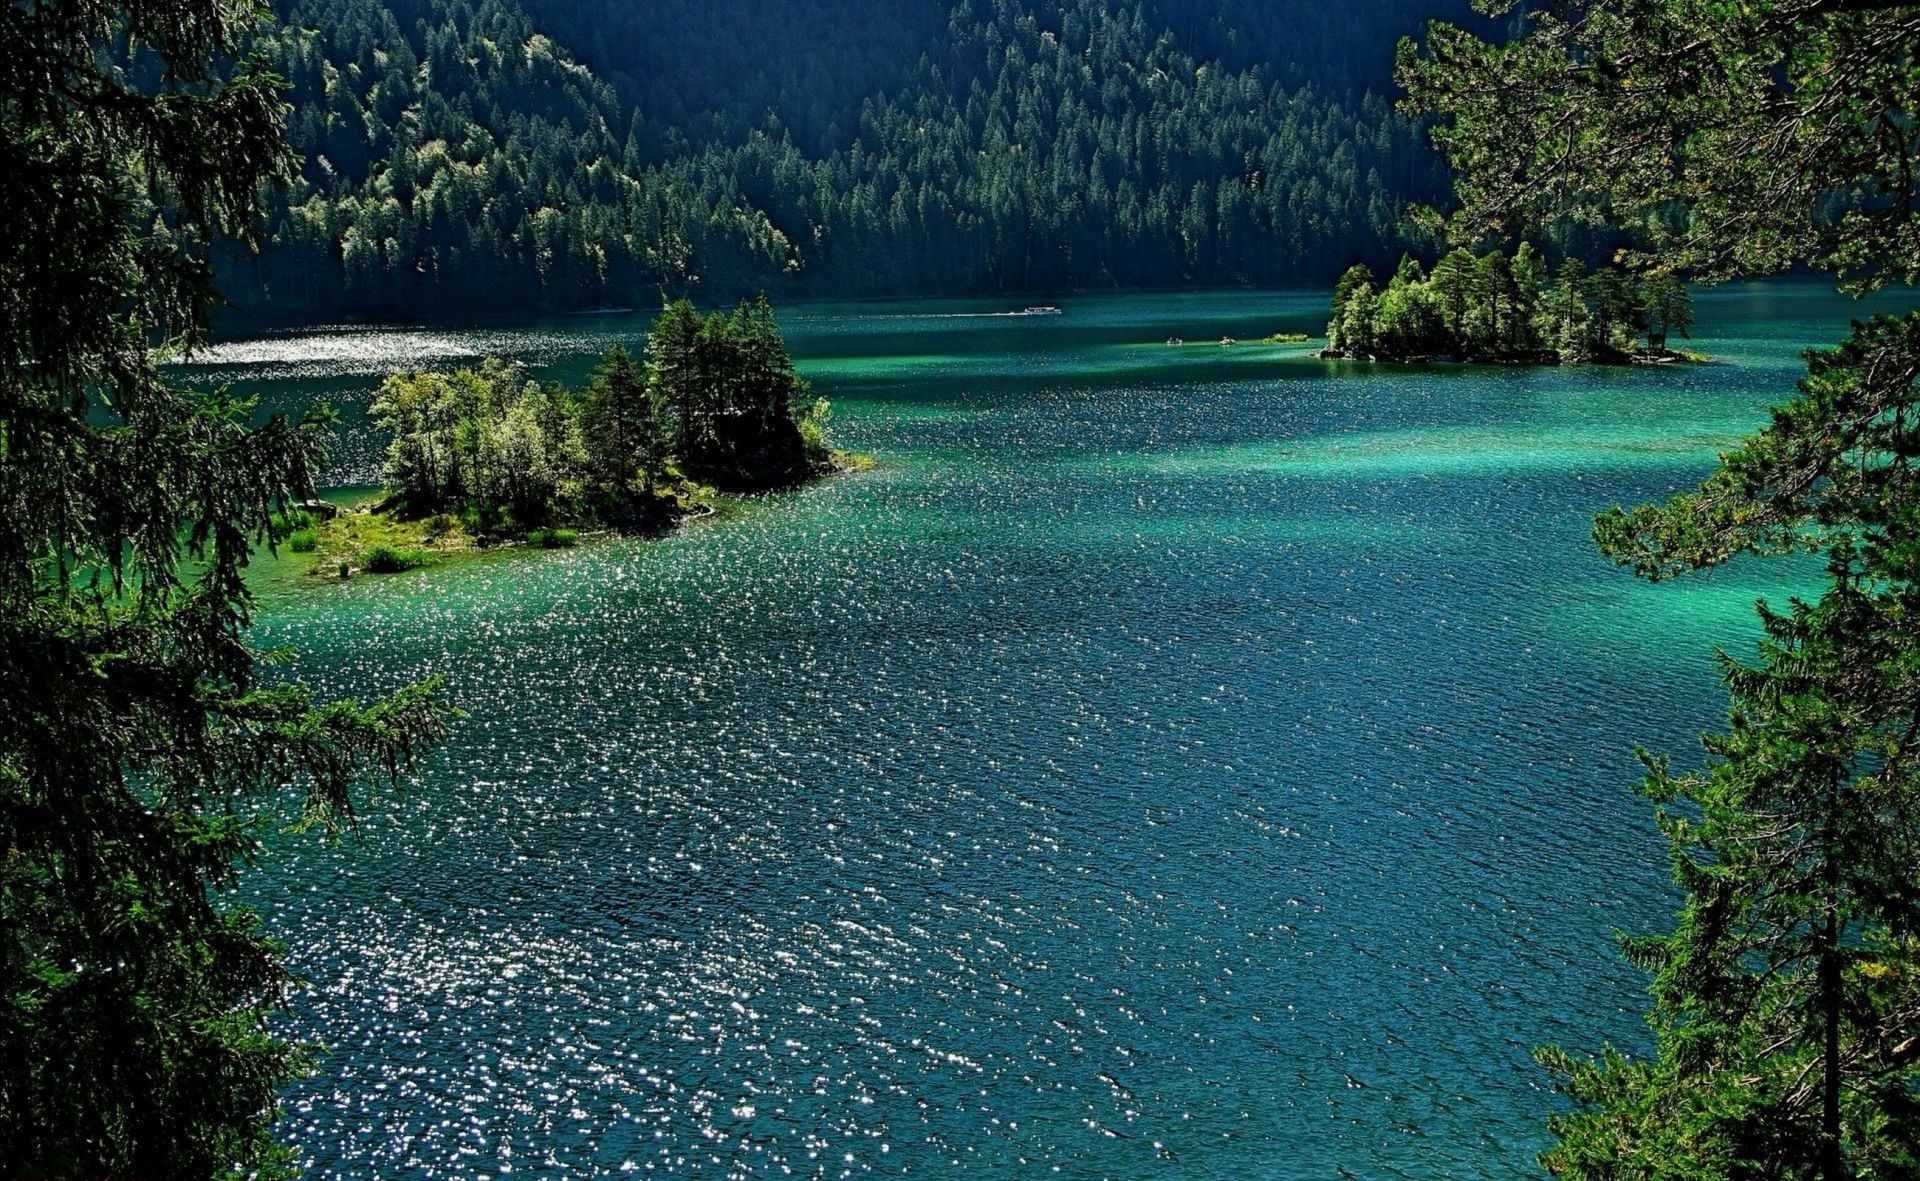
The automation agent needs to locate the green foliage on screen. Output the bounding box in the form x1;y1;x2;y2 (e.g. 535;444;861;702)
1325;248;1688;362
372;298;819;533
370;359;575;521
232;0;1451;316
0;1;453;1172
287;528;319;552
1400;2;1920;1176
1556;321;1920;1173
458;503;504;537
647;297;817;486
533;0;1459;149
1398;0;1920;291
528;528;578;549
360;545;433;573
579;344;670;498
797;397;835;466
1642;275;1695;352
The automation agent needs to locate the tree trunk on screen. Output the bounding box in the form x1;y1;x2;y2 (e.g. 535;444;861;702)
1821;771;1843;1180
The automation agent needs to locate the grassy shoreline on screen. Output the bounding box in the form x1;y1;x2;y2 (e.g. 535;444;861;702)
288;451;874;580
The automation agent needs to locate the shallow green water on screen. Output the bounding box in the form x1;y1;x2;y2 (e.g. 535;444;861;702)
208;283;1905;1178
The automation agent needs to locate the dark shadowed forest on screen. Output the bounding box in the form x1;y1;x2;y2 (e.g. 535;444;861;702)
232;0;1480;317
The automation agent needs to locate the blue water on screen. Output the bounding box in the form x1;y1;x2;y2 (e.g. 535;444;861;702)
221;283;1904;1177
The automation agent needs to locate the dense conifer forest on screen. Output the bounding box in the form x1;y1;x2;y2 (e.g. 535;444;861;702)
232;0;1471;317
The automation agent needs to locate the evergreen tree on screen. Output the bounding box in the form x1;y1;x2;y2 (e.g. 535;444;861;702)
1322;245;1665;364
1338;281;1383;357
1402;1;1920;1174
656;297;816;485
1467;250;1518;355
1429;247;1478;343
231;0;1450;315
0;1;451;1173
1376;255;1441;356
646;299;704;456
1541;258;1595;361
1582;268;1638;358
1643;275;1694;352
1509;242;1548;354
733;294;805;429
580;344;667;495
1550;315;1920;1179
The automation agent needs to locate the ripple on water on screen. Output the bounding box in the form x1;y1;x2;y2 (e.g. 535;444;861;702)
236;286;1880;1178
187;324;639;382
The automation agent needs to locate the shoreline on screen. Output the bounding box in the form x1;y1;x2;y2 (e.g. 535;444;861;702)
285;452;874;581
1316;346;1711;367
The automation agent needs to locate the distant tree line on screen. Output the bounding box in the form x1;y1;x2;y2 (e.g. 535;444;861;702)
229;0;1454;318
372;297;831;531
1324;247;1694;363
531;0;1475;156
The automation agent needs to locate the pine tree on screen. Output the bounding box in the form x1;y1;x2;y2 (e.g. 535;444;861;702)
1546;315;1920;1178
1541;258;1594;361
1467;250;1518;355
1429;248;1478;343
1510;242;1548;354
580;344;665;495
1401;2;1920;1174
0;2;451;1173
645;299;704;456
1643;275;1694;353
1582;268;1637;358
734;293;803;428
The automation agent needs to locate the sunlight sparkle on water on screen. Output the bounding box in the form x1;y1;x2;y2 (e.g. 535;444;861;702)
226;285;1888;1178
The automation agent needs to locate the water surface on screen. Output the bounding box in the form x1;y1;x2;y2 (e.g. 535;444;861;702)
216;284;1903;1178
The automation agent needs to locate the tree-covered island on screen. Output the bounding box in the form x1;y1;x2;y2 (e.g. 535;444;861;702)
298;296;847;575
1323;246;1696;364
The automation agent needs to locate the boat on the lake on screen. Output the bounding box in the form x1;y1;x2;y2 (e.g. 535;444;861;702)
1014;305;1062;316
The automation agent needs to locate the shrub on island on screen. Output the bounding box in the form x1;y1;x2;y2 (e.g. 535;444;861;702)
361;545;432;573
528;527;579;549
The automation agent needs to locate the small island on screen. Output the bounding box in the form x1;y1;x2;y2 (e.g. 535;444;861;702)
1322;246;1698;365
293;296;856;575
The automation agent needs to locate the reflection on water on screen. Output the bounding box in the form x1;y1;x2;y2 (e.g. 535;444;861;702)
226;283;1892;1177
190;325;608;379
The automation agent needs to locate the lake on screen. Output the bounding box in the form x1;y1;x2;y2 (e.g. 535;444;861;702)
195;284;1899;1178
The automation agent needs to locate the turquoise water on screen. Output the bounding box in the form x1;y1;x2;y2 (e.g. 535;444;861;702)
214;284;1904;1178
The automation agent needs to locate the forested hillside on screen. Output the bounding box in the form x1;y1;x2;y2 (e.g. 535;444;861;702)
233;0;1471;317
